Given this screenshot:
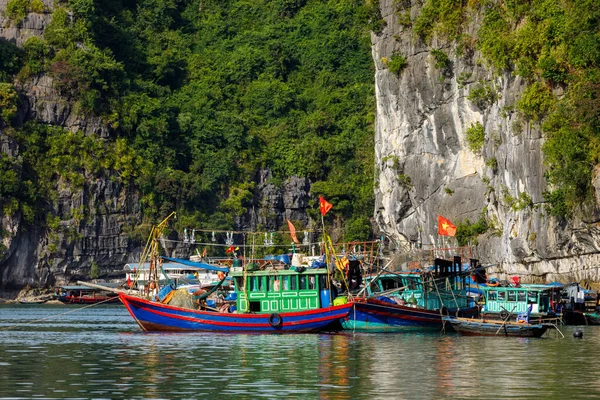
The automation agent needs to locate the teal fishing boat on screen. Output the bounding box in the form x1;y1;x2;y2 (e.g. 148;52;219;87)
477;284;561;322
343;257;479;332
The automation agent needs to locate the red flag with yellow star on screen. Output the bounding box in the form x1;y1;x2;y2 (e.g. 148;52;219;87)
438;215;456;237
319;196;333;216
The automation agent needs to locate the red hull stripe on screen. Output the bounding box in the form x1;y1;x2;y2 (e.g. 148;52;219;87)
119;293;351;329
135;303;347;328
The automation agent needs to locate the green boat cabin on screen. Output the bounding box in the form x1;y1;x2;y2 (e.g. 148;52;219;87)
480;284;561;316
363;257;474;310
230;268;334;313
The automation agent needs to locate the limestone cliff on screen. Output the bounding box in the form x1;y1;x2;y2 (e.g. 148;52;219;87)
372;0;600;283
0;2;316;295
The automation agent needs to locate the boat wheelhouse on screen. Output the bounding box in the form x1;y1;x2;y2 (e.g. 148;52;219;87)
231;267;336;314
479;284;561;321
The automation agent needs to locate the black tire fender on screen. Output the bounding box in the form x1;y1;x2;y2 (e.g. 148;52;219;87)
268;313;283;328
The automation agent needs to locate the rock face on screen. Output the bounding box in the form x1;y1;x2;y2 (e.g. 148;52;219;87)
0;3;316;294
372;0;600;283
0;2;132;295
237;170;311;231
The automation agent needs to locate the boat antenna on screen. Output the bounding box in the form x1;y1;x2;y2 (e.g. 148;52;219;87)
137;212;177;299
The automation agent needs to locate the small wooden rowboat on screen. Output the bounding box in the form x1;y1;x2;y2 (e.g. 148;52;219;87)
443;316;552;337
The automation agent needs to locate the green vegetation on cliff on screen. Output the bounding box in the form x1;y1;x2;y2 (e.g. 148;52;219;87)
0;0;377;241
409;0;600;216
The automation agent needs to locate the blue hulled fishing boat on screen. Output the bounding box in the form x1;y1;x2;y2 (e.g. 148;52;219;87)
342;256;480;332
117;213;352;333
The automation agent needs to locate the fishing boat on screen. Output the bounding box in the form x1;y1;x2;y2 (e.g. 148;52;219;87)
115;213;352;333
124;259;227;291
55;284;120;304
18;298;48;304
442;316;552;337
342;256;480;332
582;312;600;325
476;283;562;323
118;258;351;332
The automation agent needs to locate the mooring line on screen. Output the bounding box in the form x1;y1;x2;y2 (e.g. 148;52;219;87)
0;297;118;331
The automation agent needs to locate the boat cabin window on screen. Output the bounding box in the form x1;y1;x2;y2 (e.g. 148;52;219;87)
308;276;316;290
517;291;526;302
380;278;402;291
497;291;506;301
527;292;538;304
299;275;307;290
508;291;516;302
488;291;497;301
234;276;244;291
540;293;549;312
289;276;297;290
250;276;264;292
319;275;328;291
267;276;281;292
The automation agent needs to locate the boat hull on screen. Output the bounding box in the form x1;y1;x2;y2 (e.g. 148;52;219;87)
342;299;480;332
583;312;600;325
119;293;352;332
444;317;550;337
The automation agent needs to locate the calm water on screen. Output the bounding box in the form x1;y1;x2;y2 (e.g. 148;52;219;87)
0;304;598;399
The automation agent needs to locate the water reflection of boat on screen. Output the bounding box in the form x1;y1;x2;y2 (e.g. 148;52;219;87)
443;316;551;338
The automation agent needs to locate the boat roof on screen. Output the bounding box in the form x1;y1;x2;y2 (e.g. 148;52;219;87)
125;262;216;271
58;283;121;290
229;268;329;277
480;284;559;292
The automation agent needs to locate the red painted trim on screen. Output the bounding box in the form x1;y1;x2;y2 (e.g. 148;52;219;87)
119;293;351;328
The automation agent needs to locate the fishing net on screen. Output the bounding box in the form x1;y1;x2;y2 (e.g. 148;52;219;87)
167;288;196;309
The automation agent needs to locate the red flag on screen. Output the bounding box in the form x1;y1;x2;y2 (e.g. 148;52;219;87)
319;196;333;216
127;274;132;287
438;215;457;237
225;245;235;253
287;219;300;243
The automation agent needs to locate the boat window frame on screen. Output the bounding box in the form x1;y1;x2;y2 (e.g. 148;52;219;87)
299;275;308;290
249;276;265;292
234;276;244;291
497;290;506;301
507;291;517;302
527;291;538;304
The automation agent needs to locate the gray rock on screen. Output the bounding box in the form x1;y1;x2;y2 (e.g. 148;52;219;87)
372;0;600;282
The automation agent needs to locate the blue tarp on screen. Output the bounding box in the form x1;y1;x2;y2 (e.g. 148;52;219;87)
161;257;230;273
